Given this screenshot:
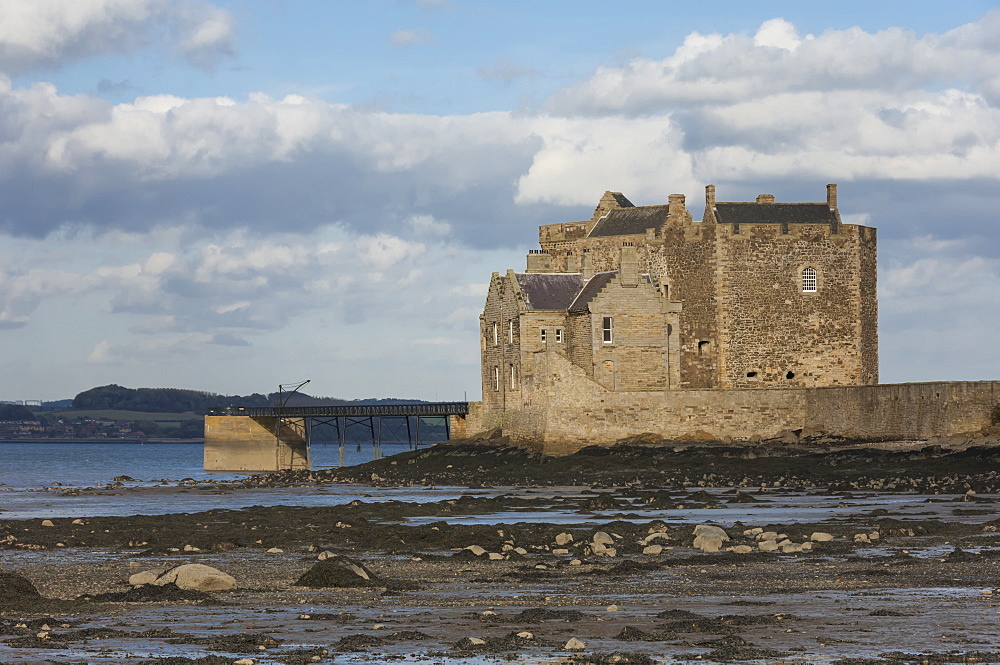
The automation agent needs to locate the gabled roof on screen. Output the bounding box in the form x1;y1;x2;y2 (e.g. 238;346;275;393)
568;272;615;312
588;205;670;237
713;203;837;225
568;272;654;312
514;273;584;310
607;192;635;208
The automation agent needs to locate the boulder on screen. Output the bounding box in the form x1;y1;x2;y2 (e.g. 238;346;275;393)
0;572;40;600
729;545;753;554
592;531;614;546
692;525;730;541
465;545;487;557
693;535;724;553
810;532;835;542
294;556;376;588
642;544;663;556
642;532;670;545
564;637;586;650
555;532;574;546
153;564;236;592
129;568;167;586
758;540;779;552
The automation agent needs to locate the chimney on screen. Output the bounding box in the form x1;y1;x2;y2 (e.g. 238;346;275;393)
704;184;716;223
756;194;775;204
667;193;692;223
565;251;580;273
827;183;838;209
525;249;553;273
581;250;594;281
619;242;638;287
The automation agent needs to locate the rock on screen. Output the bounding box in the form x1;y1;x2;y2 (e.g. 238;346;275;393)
129;568;167;586
552;548;569;555
555;532;574;546
513;547;528;555
745;527;764;536
869;532;880;540
592;531;614;546
604;547;617;557
468;637;486;646
266;547;283;554
781;543;803;553
465;545;487;557
642;532;670;545
854;533;871;544
294;556;376;588
693;535;724;553
488;552;504;560
233;660;255;665
183;545;200;552
800;542;813;551
517;631;533;639
590;542;607;555
0;572;41;600
71;519;85;525
317;550;337;560
565;637;586;650
569;559;582;566
693;525;730;541
606;604;618;611
153;564;236;591
642;544;663;555
810;532;835;542
758;540;779;551
757;531;779;541
41;520;54;527
729;545;753;554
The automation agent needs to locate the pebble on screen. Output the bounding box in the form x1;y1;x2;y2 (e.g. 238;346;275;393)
41;520;54;527
569;559;582;566
468;637;486;646
565;637;586;650
606;604;618;611
266;547;283;554
517;631;533;639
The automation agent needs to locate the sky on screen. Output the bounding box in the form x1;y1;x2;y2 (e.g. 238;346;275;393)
1;0;999;402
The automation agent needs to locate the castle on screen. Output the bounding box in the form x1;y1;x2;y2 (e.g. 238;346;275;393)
474;185;998;454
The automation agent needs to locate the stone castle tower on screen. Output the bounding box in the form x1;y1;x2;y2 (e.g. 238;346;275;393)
480;184;878;416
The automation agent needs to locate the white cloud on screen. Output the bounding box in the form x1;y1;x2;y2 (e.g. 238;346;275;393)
0;0;236;74
390;29;432;48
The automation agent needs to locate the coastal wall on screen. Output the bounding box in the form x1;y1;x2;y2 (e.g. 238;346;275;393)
204;415;308;471
489;351;1000;455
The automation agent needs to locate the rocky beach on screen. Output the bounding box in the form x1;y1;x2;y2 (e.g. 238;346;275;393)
2;432;1000;664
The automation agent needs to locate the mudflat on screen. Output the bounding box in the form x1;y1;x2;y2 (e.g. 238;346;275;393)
2;437;1000;664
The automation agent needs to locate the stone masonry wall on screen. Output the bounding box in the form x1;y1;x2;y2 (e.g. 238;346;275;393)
715;223;873;388
505;352;1000;455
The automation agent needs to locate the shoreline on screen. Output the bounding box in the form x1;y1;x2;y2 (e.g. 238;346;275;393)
2;439;1000;663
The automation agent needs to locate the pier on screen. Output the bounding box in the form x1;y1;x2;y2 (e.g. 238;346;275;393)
203;402;470;472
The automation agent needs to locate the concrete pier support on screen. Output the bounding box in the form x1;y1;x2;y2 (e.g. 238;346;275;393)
204;415;309;472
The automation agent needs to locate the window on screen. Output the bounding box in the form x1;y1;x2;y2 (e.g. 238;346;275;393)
508;320;514;344
540;329;547;343
492;366;500;391
555;328;563;343
698;341;711;356
492;322;498;345
802;267;818;293
510;364;518;388
602;317;613;344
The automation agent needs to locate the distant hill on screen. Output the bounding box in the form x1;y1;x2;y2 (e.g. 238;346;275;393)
71;384;429;415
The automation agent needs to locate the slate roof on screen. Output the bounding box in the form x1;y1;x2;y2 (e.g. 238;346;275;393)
608;192;635;208
713;203;837;225
588;205;670;237
568;272;616;312
568;272;654;312
514;273;584;310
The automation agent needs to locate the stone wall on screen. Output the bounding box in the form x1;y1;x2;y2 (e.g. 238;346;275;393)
204;415;308;471
502;351;1000;455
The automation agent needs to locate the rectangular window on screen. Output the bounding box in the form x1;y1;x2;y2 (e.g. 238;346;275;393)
492;322;498;346
602;317;613;344
555;328;563;343
510;363;518;388
492;366;500;391
540;329;547;343
508;320;514;344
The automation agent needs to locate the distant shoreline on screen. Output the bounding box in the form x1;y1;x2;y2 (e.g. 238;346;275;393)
0;438;203;444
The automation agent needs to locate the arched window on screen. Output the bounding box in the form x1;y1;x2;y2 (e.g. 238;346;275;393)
801;267;818;293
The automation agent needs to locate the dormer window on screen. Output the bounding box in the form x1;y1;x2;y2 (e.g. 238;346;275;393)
802;267;818;293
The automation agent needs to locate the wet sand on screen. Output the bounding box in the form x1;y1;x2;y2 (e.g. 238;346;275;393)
2;437;1000;664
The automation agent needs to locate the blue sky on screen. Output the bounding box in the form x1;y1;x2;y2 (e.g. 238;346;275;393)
0;0;999;401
